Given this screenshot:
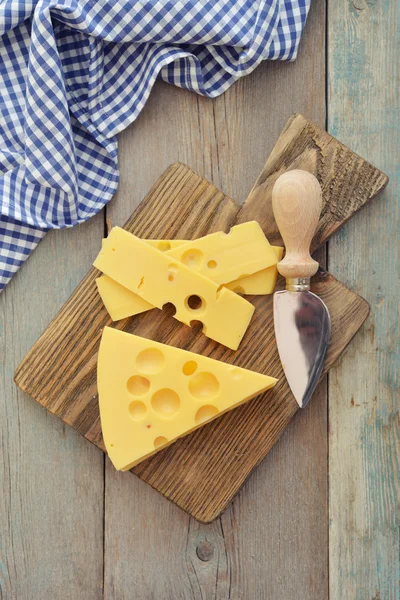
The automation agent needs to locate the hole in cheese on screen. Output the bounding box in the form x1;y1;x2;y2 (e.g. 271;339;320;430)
127;376;150;396
186;295;203;310
136;348;165;374
162;302;177;317
183;361;197;376
207;260;217;269
189;372;220;400
158;241;171;252
229;367;243;381
151;388;180;417
181;248;204;269
128;401;147;420
195;404;219;425
189;320;204;335
232;286;245;295
154;436;168;449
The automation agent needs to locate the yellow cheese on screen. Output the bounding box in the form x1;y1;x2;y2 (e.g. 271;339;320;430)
96;254;283;321
96;275;153;320
148;237;283;294
96;239;186;320
165;222;277;284
95;225;280;321
225;246;284;294
94;227;254;350
103;234;281;293
145;237;282;294
103;238;186;251
146;240;186;251
98;327;278;470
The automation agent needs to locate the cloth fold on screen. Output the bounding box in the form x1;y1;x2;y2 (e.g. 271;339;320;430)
0;0;311;291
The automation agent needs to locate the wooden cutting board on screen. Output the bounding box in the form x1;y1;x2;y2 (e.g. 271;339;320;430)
15;115;388;522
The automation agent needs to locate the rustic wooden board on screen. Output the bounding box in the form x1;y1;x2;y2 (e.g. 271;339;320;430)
15;115;387;523
328;1;400;598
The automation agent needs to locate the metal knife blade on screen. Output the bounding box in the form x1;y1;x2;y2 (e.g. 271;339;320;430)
274;288;331;407
272;170;331;408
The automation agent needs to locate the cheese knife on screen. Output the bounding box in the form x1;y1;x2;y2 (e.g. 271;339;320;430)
272;170;331;408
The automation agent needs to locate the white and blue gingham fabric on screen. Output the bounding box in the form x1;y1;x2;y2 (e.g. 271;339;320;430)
0;0;311;291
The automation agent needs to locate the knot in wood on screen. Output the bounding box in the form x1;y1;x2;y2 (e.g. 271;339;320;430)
196;540;214;562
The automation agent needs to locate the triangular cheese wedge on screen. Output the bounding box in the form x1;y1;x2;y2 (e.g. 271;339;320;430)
98;327;278;470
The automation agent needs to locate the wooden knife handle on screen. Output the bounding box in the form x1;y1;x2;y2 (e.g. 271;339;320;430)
272;169;322;280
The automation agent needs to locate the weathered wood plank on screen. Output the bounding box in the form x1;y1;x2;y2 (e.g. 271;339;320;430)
104;1;330;596
0;220;104;598
328;0;399;598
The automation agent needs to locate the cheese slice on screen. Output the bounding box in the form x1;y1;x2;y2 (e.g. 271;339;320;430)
146;237;282;294
164;222;277;284
96;275;153;320
94;227;254;350
96;227;281;322
147;237;282;294
225;246;284;294
96;256;283;322
98;327;278;470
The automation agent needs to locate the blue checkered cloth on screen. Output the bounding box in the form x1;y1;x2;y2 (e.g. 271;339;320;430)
0;0;310;291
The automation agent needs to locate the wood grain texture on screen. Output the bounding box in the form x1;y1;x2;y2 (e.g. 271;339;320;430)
328;1;400;598
239;114;389;247
0;219;104;599
272;170;322;278
104;2;331;594
14;116;383;522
